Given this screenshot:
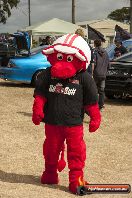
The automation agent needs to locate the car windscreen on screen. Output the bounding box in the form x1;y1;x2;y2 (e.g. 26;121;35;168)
123;40;132;52
106;44;115;60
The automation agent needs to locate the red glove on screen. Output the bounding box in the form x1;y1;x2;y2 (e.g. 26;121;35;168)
85;103;101;132
32;95;47;125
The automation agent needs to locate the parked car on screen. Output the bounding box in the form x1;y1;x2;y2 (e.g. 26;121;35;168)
0;32;51;86
106;39;132;60
105;52;132;98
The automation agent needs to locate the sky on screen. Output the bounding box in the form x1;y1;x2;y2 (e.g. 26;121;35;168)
0;0;130;33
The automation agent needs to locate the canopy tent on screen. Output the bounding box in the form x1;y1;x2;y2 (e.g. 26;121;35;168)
22;18;86;36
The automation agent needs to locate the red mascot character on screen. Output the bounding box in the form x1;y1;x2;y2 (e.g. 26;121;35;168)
32;34;101;194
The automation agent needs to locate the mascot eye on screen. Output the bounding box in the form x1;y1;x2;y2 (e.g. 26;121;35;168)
57;53;63;60
67;55;73;62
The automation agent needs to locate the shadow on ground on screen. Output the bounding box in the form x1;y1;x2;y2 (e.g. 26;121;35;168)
17;111;32;117
0;170;69;193
0;81;32;88
105;97;132;107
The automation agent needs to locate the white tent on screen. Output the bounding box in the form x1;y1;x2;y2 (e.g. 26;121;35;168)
23;18;86;36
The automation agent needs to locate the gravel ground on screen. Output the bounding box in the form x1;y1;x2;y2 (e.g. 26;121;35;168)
0;79;132;198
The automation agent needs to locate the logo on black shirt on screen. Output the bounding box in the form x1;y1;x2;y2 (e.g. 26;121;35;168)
49;83;76;95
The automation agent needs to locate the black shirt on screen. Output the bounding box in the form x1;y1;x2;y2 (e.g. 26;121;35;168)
34;67;98;126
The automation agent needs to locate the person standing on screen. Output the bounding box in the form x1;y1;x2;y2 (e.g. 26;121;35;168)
114;40;128;58
87;44;95;75
75;28;94;75
75;28;85;38
93;39;109;110
39;36;52;46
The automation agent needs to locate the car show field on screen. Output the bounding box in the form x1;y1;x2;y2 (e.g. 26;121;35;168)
0;79;132;198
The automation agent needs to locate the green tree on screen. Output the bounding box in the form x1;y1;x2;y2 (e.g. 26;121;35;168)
108;7;130;23
0;0;20;24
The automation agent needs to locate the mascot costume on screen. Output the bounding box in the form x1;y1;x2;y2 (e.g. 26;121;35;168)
32;34;101;194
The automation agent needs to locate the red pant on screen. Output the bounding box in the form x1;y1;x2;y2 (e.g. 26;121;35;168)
42;124;86;187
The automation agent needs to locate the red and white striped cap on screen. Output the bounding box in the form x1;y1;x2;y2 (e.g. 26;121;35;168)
42;34;91;70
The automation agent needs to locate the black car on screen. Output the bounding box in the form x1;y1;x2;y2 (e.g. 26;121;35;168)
105;52;132;98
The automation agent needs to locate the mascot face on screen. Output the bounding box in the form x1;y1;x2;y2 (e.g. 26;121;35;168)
42;34;91;79
47;50;85;79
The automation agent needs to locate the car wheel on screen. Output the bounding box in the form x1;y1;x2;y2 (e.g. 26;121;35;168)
105;92;114;99
31;70;43;87
114;94;123;99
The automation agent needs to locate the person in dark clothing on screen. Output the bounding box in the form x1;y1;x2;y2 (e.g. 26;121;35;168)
93;39;109;110
39;36;52;46
114;40;128;58
44;36;52;45
87;44;95;75
39;39;45;46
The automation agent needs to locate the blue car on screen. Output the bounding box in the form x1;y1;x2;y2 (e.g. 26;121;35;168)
106;39;132;60
0;32;51;86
